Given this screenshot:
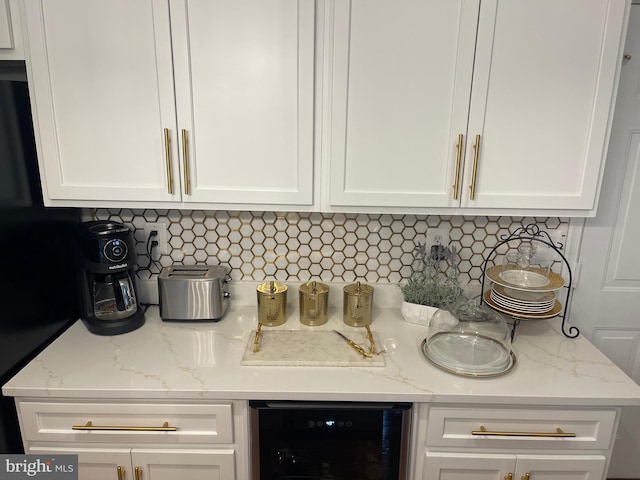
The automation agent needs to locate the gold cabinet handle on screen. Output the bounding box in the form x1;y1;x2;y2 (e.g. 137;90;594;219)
164;128;173;194
71;420;177;432
134;466;142;480
471;425;576;437
452;134;463;200
117;466;126;480
521;473;530;480
505;474;513;480
182;129;190;195
469;134;480;200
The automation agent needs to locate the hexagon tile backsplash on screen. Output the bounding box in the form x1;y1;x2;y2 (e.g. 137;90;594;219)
95;209;568;285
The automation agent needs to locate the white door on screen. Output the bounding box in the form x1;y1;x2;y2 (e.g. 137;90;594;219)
423;452;514;480
132;449;235;480
170;0;315;207
326;0;479;209
515;455;606;480
462;0;627;212
23;0;180;204
29;447;132;480
570;3;640;477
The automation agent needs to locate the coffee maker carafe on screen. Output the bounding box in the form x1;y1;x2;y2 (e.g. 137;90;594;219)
76;220;145;335
93;272;137;320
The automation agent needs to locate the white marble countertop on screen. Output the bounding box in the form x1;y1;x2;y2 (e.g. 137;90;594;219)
3;282;640;406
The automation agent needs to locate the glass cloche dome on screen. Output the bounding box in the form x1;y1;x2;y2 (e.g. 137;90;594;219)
420;299;515;377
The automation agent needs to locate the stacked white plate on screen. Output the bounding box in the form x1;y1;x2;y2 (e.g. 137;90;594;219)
484;265;566;319
491;285;555;313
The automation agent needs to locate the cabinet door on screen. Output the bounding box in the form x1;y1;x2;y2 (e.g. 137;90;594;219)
515;454;606;480
24;0;180;204
0;0;13;49
132;449;235;480
462;0;628;212
0;0;25;60
170;0;315;207
423;452;607;480
327;0;479;209
30;446;132;480
423;452;514;480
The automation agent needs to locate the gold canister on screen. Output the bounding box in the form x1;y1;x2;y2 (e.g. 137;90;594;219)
343;282;374;327
299;281;329;326
256;281;287;326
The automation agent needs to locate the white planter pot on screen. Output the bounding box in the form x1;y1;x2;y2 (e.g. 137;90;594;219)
400;301;439;326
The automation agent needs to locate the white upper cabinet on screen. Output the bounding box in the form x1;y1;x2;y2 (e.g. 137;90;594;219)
325;0;629;216
24;0;628;214
170;0;316;207
326;0;479;209
0;0;24;60
462;0;628;212
24;0;179;204
24;0;316;209
0;1;14;50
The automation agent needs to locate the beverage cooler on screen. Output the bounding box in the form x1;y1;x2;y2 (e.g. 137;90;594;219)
250;401;412;480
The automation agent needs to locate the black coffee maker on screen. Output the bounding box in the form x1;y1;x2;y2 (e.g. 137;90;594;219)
75;220;145;335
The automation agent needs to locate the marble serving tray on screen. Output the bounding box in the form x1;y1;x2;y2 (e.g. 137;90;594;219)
241;329;385;367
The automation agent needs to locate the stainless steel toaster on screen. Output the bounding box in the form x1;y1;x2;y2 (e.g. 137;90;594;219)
158;265;230;321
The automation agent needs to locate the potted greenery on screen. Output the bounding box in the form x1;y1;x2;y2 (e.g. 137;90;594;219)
400;241;464;325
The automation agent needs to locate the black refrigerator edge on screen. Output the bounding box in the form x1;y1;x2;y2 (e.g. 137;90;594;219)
0;62;80;453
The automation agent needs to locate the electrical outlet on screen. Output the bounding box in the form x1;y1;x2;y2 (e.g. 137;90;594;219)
425;228;450;261
425;228;450;249
143;222;169;255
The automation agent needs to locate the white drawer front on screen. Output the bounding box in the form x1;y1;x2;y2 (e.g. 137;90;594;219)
19;401;233;444
426;406;617;450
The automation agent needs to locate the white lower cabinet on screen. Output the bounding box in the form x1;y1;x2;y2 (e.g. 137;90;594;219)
13;399;623;480
29;447;131;480
413;404;619;480
424;452;606;480
16;399;248;480
29;447;235;480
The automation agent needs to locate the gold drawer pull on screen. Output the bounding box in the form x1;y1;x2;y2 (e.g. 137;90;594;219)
182;129;190;196
135;466;142;480
117;466;126;480
452;133;463;200
164;128;174;194
471;425;576;437
469;134;480;200
505;474;513;480
72;420;177;432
